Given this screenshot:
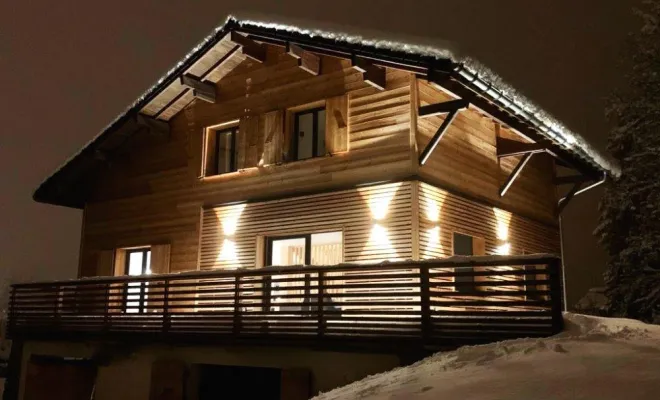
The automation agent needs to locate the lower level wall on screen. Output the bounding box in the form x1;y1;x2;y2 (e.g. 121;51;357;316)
17;341;401;400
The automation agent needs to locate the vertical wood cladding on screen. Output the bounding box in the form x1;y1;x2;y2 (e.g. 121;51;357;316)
199;182;413;270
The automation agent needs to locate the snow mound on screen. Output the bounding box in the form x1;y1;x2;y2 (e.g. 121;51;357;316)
313;313;660;400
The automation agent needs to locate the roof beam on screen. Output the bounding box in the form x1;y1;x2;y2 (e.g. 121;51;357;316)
497;137;550;158
499;153;534;197
352;56;386;90
287;43;320;75
428;71;600;179
230;31;266;63
180;74;216;103
418;99;469;118
419;108;461;165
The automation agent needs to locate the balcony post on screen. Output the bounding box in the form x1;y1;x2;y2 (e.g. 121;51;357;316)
317;271;325;339
420;265;432;342
548;258;564;333
103;283;110;331
233;276;241;336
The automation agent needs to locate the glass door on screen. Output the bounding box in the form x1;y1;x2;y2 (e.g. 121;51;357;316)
266;235;310;311
124;248;151;313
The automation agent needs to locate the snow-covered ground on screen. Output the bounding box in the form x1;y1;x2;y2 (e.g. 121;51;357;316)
314;314;660;400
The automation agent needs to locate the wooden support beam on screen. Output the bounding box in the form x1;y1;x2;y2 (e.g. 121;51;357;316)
419;108;460;165
428;71;601;179
499;153;534;197
287;43;320;75
557;181;583;214
418;99;469;118
497;137;549;158
230;31;266;62
352;56;386;90
179;74;216;103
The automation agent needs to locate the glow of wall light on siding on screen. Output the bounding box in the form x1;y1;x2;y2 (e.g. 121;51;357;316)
493;207;511;241
424;226;442;258
362;182;401;221
496;242;511;255
218;239;239;264
220;203;247;236
425;198;440;222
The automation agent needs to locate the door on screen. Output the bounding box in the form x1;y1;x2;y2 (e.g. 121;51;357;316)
23;356;96;400
124;247;152;313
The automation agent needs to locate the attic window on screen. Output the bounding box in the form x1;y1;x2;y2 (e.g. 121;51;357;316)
204;124;238;176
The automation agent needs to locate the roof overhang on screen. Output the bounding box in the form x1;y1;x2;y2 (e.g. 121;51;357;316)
34;16;617;209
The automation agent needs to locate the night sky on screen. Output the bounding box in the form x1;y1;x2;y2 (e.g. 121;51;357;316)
0;1;641;304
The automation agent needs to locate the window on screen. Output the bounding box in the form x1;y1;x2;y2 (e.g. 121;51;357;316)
293;107;326;160
452;232;485;293
124;247;151;313
204;125;237;176
264;232;343;312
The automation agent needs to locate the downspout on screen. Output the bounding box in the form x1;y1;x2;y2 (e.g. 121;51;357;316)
557;172;608;312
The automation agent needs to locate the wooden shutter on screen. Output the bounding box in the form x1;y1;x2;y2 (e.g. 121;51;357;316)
96;250;115;277
203;129;218;177
280;368;310;400
260;110;285;165
151;244;172;275
239;116;261;168
149;359;185;400
325;94;349;154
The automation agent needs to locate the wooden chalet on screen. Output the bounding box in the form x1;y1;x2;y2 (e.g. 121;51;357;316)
5;17;615;399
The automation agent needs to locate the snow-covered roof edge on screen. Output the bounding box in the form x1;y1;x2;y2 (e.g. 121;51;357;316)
35;15;618;206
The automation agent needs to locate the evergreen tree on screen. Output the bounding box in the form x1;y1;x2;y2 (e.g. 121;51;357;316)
596;0;660;323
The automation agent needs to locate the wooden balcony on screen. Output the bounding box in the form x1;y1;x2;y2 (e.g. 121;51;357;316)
7;255;563;351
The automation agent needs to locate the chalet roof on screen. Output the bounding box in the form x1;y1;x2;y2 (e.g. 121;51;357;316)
34;16;618;208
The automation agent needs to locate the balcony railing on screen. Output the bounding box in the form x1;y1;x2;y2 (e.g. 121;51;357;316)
7;255;563;349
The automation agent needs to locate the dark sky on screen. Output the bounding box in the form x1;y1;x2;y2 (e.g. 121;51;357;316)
0;1;640;301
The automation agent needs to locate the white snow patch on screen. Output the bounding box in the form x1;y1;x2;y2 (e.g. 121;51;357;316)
313;313;660;400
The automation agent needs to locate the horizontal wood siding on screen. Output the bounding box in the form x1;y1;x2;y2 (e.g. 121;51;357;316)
81;46;414;277
416;80;557;223
199;182;413;270
417;181;560;260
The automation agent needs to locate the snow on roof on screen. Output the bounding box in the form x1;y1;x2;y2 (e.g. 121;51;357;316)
313;313;660;400
36;15;618;200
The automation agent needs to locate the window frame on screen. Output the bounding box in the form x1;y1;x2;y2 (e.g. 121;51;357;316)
211;126;238;176
292;106;326;161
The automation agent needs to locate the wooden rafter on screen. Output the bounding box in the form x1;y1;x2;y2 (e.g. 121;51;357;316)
230;31;266;62
419;107;462;165
499;153;534;197
179;74;216;103
497;137;550;158
351;56;386;90
418;99;469;118
287;43;320;75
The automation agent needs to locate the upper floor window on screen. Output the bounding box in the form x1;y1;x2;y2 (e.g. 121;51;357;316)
293;107;326;160
204;125;237;177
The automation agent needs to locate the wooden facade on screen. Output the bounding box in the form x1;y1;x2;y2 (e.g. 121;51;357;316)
78;42;560;280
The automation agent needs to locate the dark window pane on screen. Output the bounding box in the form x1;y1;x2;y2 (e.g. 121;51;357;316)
215;129;235;174
453;233;474;290
296;112;314;160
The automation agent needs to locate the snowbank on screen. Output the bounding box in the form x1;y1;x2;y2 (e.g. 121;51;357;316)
314;313;660;400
